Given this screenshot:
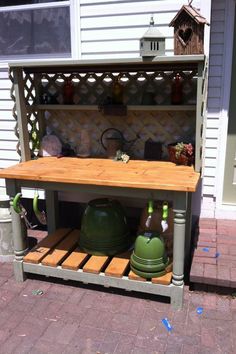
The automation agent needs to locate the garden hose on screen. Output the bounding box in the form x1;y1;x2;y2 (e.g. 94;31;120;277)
145;200;154;228
33;191;47;225
162;202;168;221
12;192;23;214
161;202;169;233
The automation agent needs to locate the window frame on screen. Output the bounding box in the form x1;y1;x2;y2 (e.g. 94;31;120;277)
0;0;81;64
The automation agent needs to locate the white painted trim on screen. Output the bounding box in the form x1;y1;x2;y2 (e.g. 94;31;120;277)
0;1;70;12
0;2;71;63
199;0;211;56
215;205;236;220
215;0;235;212
70;0;81;59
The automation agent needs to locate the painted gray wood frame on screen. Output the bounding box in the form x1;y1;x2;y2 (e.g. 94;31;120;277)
6;177;189;310
8;55;205;69
12;68;31;162
195;61;204;173
23;263;184;309
9;55;205;173
4;56;204;309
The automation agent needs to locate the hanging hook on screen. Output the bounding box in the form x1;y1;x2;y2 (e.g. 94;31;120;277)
33;191;47;225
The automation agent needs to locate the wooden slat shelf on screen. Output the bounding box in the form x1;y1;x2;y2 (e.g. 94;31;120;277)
23;228;172;285
27;104;196;112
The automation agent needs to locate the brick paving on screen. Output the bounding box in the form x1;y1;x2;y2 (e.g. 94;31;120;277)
0;260;236;353
0;226;236;354
190;219;236;288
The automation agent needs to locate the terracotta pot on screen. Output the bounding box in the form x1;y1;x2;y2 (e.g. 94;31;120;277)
167;143;194;166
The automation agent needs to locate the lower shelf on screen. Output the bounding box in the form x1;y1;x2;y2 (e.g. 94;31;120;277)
23;228;172;286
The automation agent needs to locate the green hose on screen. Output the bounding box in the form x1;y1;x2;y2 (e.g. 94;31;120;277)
12;193;23;214
33;191;47;225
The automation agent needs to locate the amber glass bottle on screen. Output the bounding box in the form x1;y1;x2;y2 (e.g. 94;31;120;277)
171;73;183;105
112;76;123;104
63;79;74;104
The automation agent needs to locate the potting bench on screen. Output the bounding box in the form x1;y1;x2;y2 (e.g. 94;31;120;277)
0;56;205;309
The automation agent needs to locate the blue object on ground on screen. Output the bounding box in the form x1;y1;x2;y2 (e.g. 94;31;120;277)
162;318;173;331
202;247;209;252
196;307;203;314
215;252;220;258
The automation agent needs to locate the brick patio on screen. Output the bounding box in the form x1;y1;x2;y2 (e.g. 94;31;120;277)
190;219;236;289
1;225;236;353
1;259;236;354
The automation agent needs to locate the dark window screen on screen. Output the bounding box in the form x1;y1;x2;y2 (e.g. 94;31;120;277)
0;1;64;5
0;7;71;57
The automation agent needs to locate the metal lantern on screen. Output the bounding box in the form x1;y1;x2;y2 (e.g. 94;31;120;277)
140;17;166;58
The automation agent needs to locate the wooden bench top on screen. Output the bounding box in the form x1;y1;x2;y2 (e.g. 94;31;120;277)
0;157;200;192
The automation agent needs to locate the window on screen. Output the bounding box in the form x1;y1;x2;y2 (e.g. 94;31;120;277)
0;1;71;59
0;1;64;6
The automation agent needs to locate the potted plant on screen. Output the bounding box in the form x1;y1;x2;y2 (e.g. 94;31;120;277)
167;142;194;166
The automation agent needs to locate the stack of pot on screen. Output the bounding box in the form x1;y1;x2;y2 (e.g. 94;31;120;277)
79;198;130;256
130;201;171;279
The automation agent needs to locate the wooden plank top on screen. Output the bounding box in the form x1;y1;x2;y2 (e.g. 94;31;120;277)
0;157;200;192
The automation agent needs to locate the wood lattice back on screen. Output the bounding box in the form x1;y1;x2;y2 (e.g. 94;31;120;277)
10;68;198;158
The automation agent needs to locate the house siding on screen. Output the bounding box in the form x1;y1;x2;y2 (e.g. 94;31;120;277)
201;0;231;218
80;0;201;59
2;0;227;220
0;66;19;194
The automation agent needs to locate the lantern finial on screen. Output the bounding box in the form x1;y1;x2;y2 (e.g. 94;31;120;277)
150;16;154;26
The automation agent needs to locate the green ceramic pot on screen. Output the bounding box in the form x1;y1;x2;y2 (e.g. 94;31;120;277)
130;265;167;279
79;198;130;255
130;231;169;279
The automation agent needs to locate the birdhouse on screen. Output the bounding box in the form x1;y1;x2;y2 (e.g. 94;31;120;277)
140;17;166;58
169;5;209;55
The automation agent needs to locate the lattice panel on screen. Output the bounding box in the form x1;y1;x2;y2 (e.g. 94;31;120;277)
45;109;196;159
11;68;198;158
25;70;197;106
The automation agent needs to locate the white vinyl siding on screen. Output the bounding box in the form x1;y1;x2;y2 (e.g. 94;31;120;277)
0;0;213;205
80;0;202;59
200;0;236;218
0;67;19;194
202;0;225;200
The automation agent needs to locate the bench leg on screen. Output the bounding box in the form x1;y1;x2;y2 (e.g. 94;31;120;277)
171;192;187;309
45;190;59;234
171;284;184;310
6;180;28;282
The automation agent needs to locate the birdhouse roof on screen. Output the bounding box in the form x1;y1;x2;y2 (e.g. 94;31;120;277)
169;5;209;27
141;18;165;39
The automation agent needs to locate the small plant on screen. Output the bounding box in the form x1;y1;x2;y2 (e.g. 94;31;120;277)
175;142;194;159
168;142;194;166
